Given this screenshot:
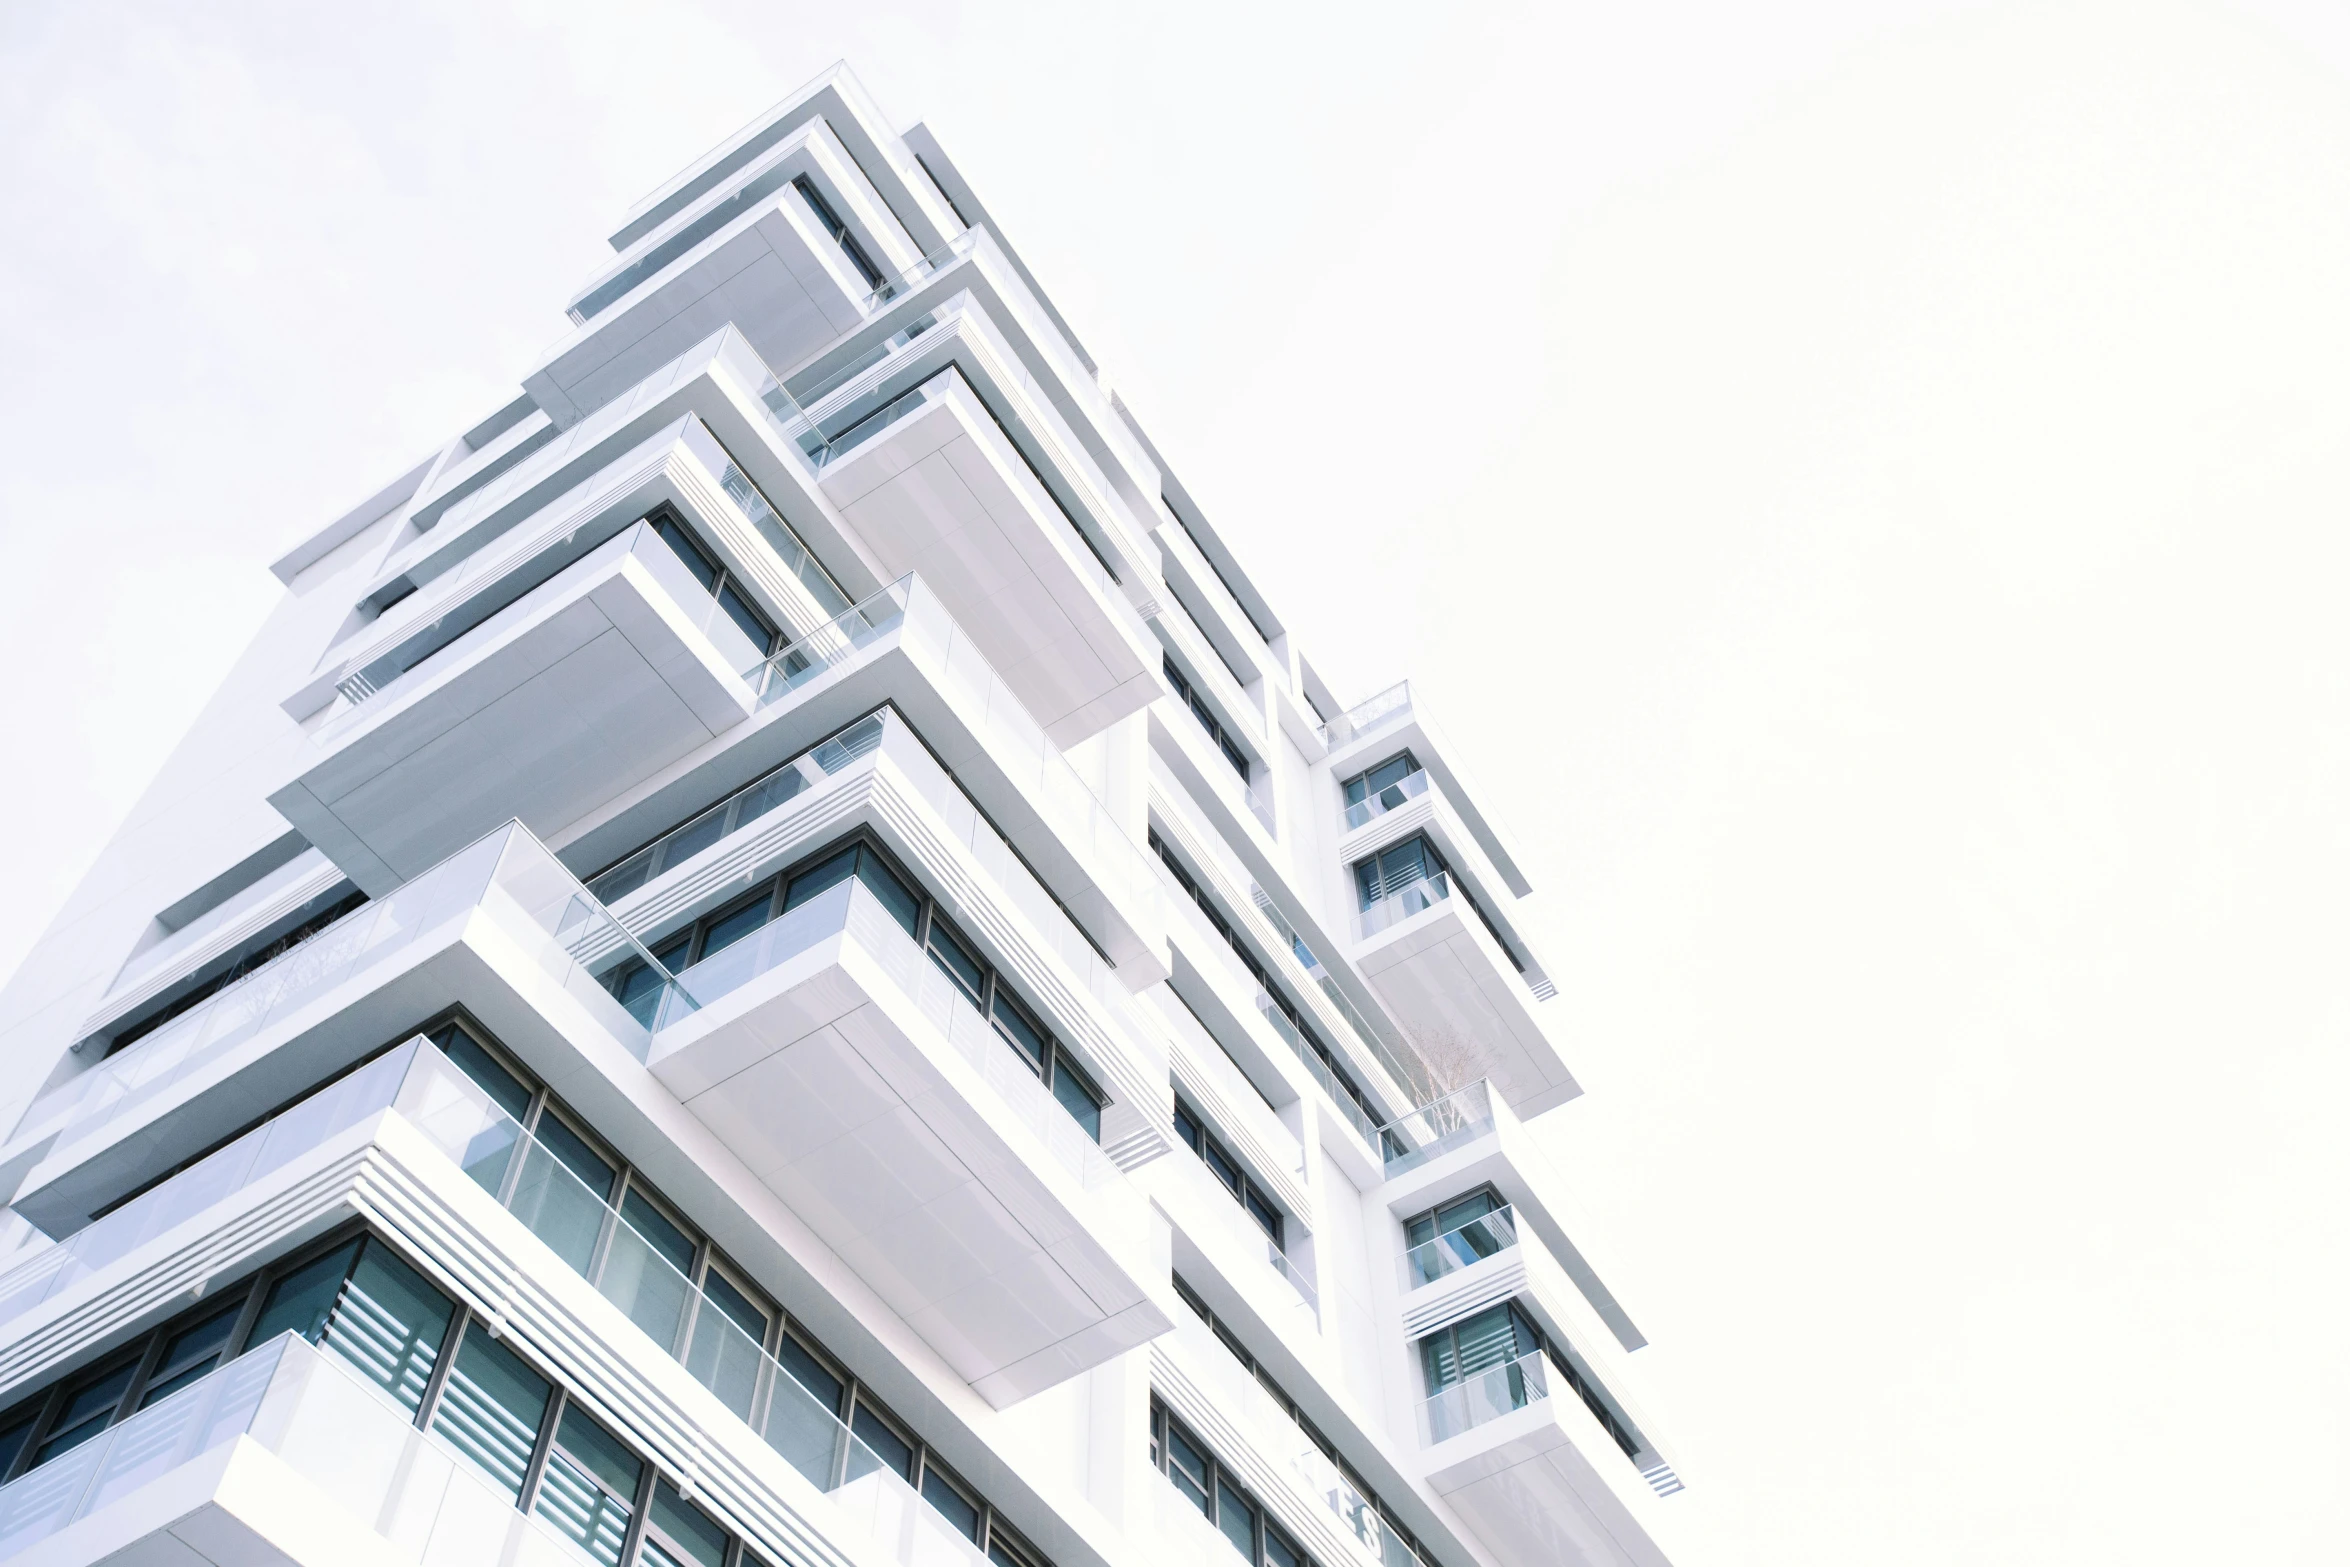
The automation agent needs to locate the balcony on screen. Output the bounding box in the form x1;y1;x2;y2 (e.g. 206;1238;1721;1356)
529;114;919;431
1348;843;1575;1118
803;361;1161;743
0;1066;1015;1567
1152;1133;1317;1344
1416;1347;1678;1567
0;822;680;1235
645;867;1172;1406
273;502;766;897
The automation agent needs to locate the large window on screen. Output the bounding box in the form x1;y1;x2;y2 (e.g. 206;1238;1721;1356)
1147;830;1386;1131
1149;1400;1312;1567
102;886;368;1056
1340;751;1418;812
421;1020;1052;1566
607;837;1105;1143
1173;1098;1284;1247
1162;655;1250;780
647;512;784;662
1169;1278;1438;1567
1350;834;1524;974
793;175;885;290
1417;1302;1640;1461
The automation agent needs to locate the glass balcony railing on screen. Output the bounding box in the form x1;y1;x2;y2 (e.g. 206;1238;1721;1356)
1342;768;1429;832
863;227;980;312
0;1330;301;1559
1357;872;1450;940
657;876;1120;1191
11;823;694;1162
1401;1206;1520;1289
329;516;764;719
586;712;885;903
1250;988;1381;1158
739;574;911;706
1377;1081;1496;1178
0;1042;423;1329
1418;1351;1550;1446
1315;680;1412;752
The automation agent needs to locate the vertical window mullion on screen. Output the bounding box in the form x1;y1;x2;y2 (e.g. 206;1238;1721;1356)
516;1386;567;1515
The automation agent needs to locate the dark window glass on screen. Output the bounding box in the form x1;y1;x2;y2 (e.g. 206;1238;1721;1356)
853;1401;914;1479
1219;733;1248;780
701;1269;768;1343
136;1304;239;1408
1049;1053;1103;1142
1265;1524;1306;1567
654;517;720;591
332;1241;456;1413
1244;1187;1282;1246
431;1330;551;1503
35;1360;135;1463
927;920;986;1005
249;1238;365;1346
535;1115;617;1201
777;1333;842;1415
620;1189;698;1277
438;1030;533;1123
0;1405;36;1482
698;893;773;961
1174;1103;1202;1153
922;1467;981;1541
783;847;858;910
990;990;1048;1072
717;583;775;654
1215;1477;1255;1558
1166;1427;1209;1512
1204;1141;1242;1195
535;1404;641;1567
662;805;731;871
1342;751;1418;807
648;1479;730;1567
852;848;922;937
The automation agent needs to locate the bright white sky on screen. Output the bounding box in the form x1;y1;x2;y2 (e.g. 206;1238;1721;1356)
5;1;2350;1561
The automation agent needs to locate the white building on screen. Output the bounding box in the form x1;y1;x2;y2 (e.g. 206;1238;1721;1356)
0;64;1684;1567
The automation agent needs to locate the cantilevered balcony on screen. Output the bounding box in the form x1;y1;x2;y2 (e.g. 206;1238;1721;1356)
801;360;1161;743
273;431;792;896
646;862;1172;1405
0;1042;1038;1567
1342;769;1573;1116
530;113;924;430
0;823;681;1235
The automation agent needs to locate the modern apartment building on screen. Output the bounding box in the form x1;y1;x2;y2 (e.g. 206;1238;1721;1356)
0;63;1684;1567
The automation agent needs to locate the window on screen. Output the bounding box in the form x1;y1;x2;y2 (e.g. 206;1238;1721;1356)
534;1404;642;1567
1173;1099;1284;1248
415;1019;1053;1566
648;513;783;664
793;175;886;289
1416;1301;1641;1461
1403;1188;1510;1251
1351;834;1524;973
609;833;1106;1144
1147;831;1387;1131
0;1219;806;1567
586;713;888;904
1162;656;1250;780
136;1303;240;1408
1148;1401;1314;1567
432;1326;550;1502
1340;752;1419;811
1168;1277;1437;1567
102;887;368;1056
1354;836;1441;910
